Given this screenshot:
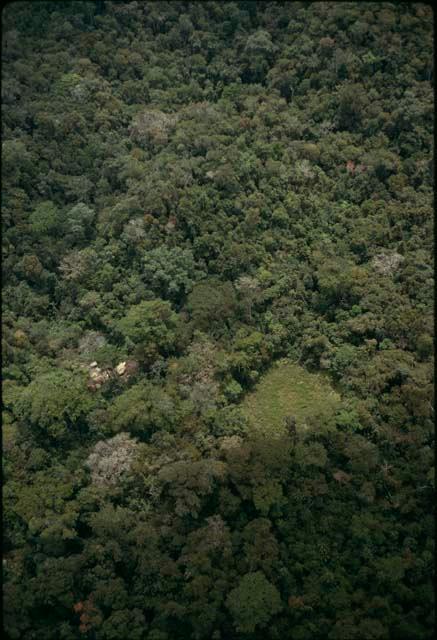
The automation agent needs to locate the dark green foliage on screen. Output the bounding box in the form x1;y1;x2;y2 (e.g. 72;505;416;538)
187;279;238;335
2;2;433;639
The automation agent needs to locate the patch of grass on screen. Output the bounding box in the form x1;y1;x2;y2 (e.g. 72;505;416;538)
241;359;341;436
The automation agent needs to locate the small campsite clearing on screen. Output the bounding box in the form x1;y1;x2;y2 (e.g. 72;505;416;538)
241;360;341;436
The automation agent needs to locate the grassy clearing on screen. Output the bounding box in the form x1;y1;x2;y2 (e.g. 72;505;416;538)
241;359;341;436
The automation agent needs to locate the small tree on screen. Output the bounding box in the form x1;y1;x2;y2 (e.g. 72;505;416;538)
284;414;297;443
29;201;60;236
12;370;93;441
65;202;95;244
187;280;237;335
116;300;178;362
226;571;282;633
143;246;204;303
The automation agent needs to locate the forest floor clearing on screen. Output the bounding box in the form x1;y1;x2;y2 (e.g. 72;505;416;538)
241;360;341;436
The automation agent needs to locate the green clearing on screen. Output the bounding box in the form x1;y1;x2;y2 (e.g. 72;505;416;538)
241;359;341;436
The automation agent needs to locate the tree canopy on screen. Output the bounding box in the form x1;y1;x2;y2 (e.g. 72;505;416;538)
2;2;434;639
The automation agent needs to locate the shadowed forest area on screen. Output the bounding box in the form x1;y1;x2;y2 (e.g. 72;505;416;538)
2;1;434;639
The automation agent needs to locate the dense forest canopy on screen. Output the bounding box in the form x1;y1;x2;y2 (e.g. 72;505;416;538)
2;1;434;639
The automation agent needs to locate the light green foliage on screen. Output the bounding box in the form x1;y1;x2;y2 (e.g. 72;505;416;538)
116;300;178;359
242;360;341;435
143;246;204;302
231;329;268;381
253;479;285;516
55;72;82;95
29;201;60;235
10;369;93;440
210;405;249;437
65;202;95;243
226;571;282;633
224;379;243;401
330;344;359;379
